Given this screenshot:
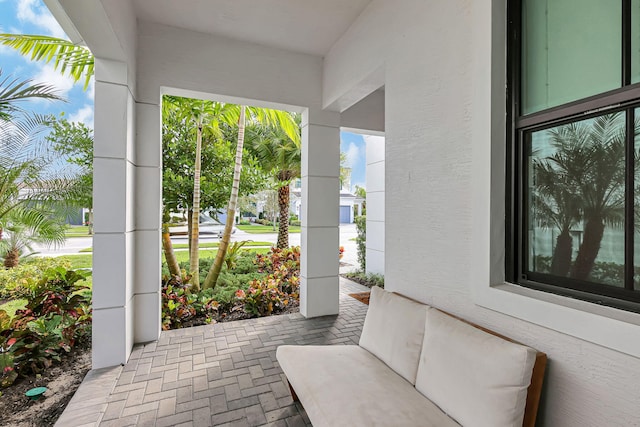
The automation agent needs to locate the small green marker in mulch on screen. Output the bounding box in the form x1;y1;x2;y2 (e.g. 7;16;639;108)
25;387;47;401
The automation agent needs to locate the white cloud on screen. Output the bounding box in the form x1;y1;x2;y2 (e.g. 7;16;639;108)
345;142;360;168
86;77;95;101
69;104;94;128
32;63;76;98
17;0;67;39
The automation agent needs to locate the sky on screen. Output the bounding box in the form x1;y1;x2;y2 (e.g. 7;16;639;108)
0;0;94;127
0;0;367;190
340;131;366;191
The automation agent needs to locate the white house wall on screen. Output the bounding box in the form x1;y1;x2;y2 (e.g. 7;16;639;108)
324;0;640;424
365;135;384;275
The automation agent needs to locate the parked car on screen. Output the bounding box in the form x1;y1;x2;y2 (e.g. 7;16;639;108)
168;213;237;237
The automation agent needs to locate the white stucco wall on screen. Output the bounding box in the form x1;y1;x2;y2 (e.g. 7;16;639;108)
365;135;384;275
324;0;640;424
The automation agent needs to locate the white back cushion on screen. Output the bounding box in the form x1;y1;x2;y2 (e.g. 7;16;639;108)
415;309;537;427
359;286;429;384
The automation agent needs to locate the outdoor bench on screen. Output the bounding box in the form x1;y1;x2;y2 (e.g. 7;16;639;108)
276;286;546;427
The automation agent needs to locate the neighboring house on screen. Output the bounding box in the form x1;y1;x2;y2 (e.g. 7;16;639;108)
17;185;86;226
289;178;360;223
48;1;640;423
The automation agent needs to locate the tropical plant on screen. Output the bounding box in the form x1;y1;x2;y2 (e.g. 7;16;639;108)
0;114;75;264
0;71;63;120
0;34;94;90
0;267;91;387
161;210;180;278
46;116;94;234
355;215;367;271
0;257;71;299
247;120;301;249
0;220;65;268
203;106;299;290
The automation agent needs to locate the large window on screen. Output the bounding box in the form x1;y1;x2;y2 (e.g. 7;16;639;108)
508;0;640;310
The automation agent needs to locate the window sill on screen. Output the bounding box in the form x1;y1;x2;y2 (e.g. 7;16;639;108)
473;280;640;358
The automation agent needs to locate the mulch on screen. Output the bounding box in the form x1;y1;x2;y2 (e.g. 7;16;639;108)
348;292;371;305
0;337;92;427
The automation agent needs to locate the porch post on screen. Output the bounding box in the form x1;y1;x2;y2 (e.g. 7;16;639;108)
133;100;162;344
91;59;136;368
300;109;341;317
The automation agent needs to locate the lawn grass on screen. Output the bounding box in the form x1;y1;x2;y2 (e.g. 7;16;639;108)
56;254;93;269
0;298;27;318
78;241;273;253
48;247;271;270
237;225;301;234
173;247;270;264
65;225;91;238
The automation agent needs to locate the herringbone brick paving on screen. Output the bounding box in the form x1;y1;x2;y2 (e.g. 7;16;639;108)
56;278;369;426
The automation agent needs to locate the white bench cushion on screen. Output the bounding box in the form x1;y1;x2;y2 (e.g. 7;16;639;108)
277;345;460;427
415;309;537;427
359;286;429;384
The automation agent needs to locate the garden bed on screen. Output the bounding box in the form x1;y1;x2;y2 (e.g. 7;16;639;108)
0;338;91;427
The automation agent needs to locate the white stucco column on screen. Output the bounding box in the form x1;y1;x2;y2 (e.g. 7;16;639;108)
92;59;136;368
300;109;341;317
133;100;162;344
365;135;385;275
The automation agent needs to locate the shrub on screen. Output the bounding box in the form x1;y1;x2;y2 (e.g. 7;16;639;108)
235;247;301;317
354;216;366;271
343;271;384;289
161;274;218;330
0;267;92;387
0;257;72;299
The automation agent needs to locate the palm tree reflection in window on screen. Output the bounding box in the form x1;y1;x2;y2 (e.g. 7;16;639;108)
528;113;636;286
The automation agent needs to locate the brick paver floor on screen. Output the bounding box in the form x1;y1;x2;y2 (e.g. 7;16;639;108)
56;278;369;426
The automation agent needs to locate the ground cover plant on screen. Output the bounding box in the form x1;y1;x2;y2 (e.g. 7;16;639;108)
161;246;301;329
342;270;384;289
0;266;91;388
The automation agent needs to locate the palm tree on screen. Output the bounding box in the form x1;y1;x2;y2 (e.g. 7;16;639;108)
531;156;581;276
1;213;66;268
0;114;72;266
0;34;94;90
161;209;180;278
163;97;242;291
533;114;629;280
0;71;63;120
246;120;301;249
203;106;299;290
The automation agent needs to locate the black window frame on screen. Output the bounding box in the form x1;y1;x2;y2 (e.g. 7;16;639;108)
506;0;640;312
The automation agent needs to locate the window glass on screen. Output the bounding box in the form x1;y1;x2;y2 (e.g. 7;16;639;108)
526;113;626;285
633;0;640;84
522;0;621;114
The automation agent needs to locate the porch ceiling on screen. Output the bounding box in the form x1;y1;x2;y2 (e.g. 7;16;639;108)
132;0;372;56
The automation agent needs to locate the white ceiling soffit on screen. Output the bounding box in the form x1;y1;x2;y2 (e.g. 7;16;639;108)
133;0;372;56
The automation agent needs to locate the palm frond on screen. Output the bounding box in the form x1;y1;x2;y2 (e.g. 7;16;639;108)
0;34;94;90
0;71;64;119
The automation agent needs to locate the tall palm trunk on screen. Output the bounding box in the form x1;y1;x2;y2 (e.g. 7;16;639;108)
277;184;290;249
189;120;203;292
550;228;572;276
571;215;605;280
204;106;246;290
162;223;181;278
